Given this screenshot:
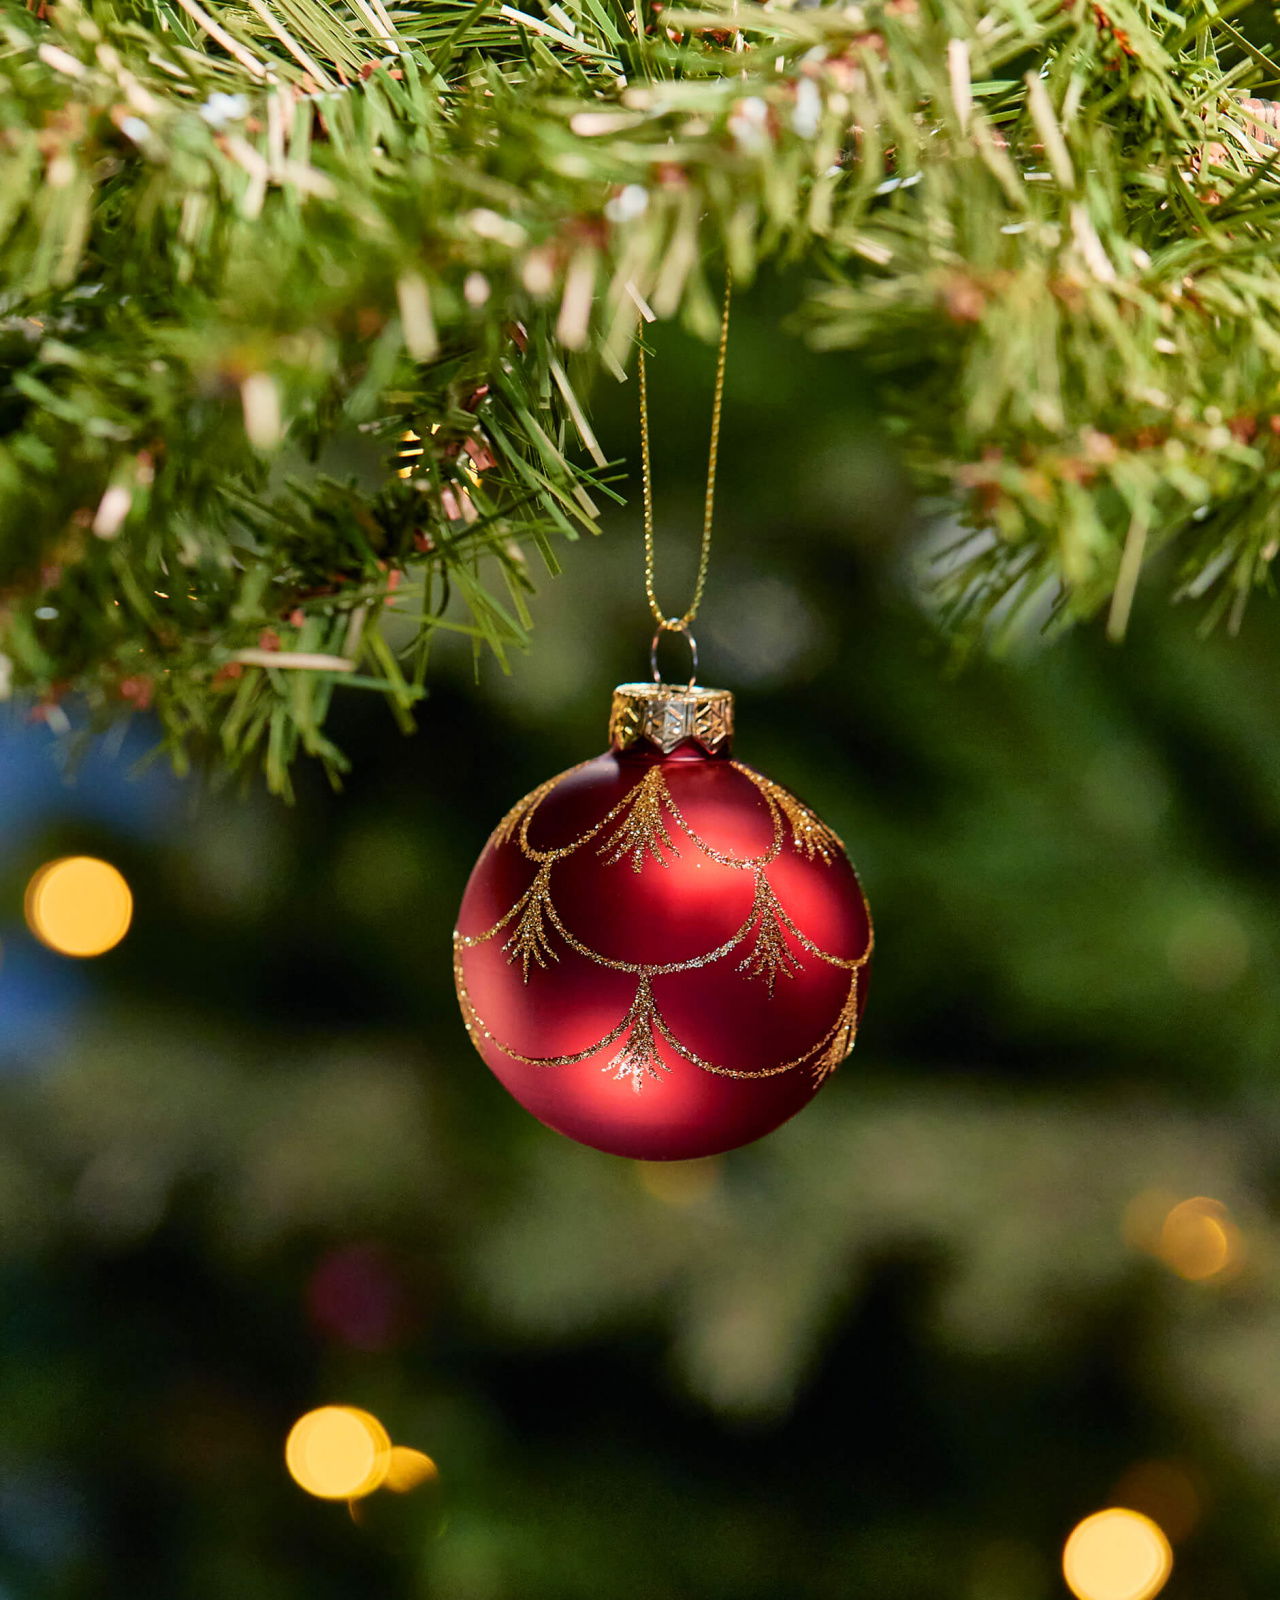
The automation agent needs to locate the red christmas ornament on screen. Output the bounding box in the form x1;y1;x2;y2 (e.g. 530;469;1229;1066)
453;681;873;1160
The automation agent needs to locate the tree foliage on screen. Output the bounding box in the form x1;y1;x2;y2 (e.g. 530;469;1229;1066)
3;0;1280;785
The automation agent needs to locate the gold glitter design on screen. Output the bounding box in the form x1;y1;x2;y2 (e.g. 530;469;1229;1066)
597;766;682;871
683;797;783;871
491;776;563;850
603;975;669;1092
811;970;860;1083
739;770;844;863
516;761;781;874
454;942;865;1083
459;857;837;981
544;879;772;975
502;860;559;977
649;971;862;1082
456;760;874;1086
736;874;803;994
455;944;638;1065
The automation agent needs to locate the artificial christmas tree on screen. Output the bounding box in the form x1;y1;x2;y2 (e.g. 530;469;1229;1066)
6;2;1280;786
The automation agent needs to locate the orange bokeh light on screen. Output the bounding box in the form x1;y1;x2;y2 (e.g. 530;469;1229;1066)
1157;1197;1242;1282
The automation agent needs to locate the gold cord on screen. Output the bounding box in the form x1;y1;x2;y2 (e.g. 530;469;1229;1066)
639;274;732;632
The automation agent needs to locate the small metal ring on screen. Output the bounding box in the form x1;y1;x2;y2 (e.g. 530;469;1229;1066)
650;622;698;688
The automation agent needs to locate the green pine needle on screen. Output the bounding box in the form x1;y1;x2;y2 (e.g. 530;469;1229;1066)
4;0;1280;786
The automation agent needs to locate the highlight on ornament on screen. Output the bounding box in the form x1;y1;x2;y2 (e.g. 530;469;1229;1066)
285;1406;392;1501
1062;1508;1173;1600
24;856;134;958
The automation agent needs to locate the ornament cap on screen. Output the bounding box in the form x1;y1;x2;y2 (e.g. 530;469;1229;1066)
609;682;734;756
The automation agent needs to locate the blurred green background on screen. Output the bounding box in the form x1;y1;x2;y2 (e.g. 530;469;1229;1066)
2;276;1279;1600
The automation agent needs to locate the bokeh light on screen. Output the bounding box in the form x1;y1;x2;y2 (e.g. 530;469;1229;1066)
285;1407;391;1500
1123;1191;1244;1283
382;1447;439;1494
1062;1508;1173;1600
1157;1197;1242;1282
24;856;133;957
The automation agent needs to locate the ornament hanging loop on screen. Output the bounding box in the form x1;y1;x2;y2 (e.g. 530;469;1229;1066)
650;621;698;688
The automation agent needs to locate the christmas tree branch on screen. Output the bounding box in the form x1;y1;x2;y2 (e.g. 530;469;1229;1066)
3;0;1280;784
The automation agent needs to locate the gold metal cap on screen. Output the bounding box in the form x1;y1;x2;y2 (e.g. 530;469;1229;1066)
609;682;734;756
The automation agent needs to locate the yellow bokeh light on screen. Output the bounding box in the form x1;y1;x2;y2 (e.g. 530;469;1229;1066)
382;1446;439;1494
1156;1196;1242;1282
285;1407;391;1501
25;856;133;958
1063;1508;1173;1600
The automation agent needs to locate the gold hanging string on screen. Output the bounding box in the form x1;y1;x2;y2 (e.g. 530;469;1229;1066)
639;274;732;635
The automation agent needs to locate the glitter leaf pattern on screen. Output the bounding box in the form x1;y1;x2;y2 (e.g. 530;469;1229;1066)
491;777;558;850
737;873;804;994
743;771;843;863
502;861;559;978
597;766;681;872
603;976;669;1092
810;970;860;1082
